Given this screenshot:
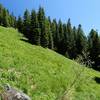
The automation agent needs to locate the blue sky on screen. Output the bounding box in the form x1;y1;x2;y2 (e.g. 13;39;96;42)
0;0;100;34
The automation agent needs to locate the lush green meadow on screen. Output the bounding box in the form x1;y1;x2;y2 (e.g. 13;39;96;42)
0;26;100;100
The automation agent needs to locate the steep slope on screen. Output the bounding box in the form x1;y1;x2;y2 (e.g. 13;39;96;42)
0;26;100;100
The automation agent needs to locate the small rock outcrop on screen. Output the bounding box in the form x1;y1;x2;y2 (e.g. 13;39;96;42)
0;84;31;100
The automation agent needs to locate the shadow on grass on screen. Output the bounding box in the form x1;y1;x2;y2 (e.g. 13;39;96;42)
20;38;33;45
94;77;100;84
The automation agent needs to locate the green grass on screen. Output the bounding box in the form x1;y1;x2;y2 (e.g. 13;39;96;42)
0;26;100;100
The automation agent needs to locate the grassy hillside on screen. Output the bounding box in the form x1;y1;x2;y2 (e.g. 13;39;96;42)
0;26;100;100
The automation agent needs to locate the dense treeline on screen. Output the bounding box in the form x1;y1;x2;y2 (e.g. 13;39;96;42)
0;4;16;27
0;4;100;70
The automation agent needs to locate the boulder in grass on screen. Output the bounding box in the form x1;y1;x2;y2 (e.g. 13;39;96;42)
1;84;31;100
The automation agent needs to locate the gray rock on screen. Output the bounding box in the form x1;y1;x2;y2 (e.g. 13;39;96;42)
1;84;31;100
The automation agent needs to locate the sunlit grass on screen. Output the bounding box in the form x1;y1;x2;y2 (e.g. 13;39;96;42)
0;26;100;100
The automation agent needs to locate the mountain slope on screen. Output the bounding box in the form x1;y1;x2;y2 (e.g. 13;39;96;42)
0;26;100;100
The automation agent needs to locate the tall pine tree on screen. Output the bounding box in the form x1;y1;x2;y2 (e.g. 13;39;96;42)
0;4;3;25
23;9;31;39
51;19;58;50
17;16;23;33
76;24;87;55
57;19;65;54
30;10;40;45
2;8;10;27
65;18;73;57
47;17;54;49
88;29;100;70
38;7;49;47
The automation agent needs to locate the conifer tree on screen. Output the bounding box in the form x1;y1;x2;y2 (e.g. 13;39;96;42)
0;4;16;27
48;16;52;26
9;13;16;27
76;24;87;55
41;18;49;48
88;29;100;69
62;24;68;54
23;9;31;39
17;16;23;33
2;8;10;27
66;18;72;35
47;17;54;49
48;31;54;49
57;19;65;54
38;7;48;47
66;26;77;59
0;4;3;25
51;19;58;50
71;26;77;58
65;18;73;57
58;19;64;41
38;7;45;29
30;10;40;45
